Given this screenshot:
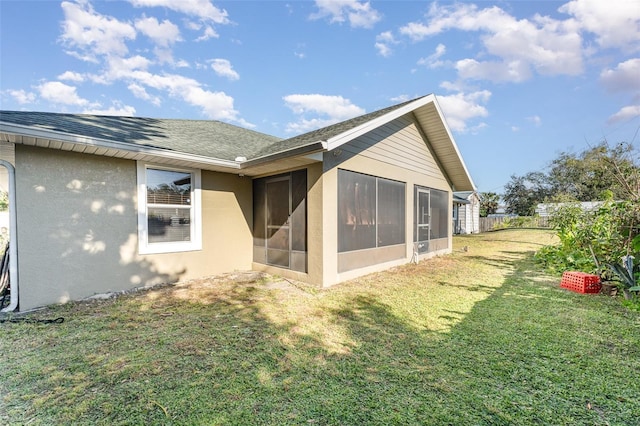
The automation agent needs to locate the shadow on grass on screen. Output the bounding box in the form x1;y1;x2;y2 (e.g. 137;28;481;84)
1;236;638;425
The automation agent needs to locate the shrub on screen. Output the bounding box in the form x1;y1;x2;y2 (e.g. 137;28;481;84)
535;200;640;274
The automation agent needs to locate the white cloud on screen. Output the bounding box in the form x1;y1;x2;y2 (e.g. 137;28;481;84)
600;58;640;93
103;55;152;81
128;0;229;24
210;59;239;80
399;3;584;82
455;58;532;83
195;25;219;41
375;31;396;57
390;94;411;103
0;0;251;128
83;103;137;116
7;89;36;105
607;104;640;124
60;0;136;61
58;71;85;82
128;83;161;106
439;80;463;92
527;115;542;127
125;70;250;124
293;42;306;59
559;0;640;52
37;81;89;106
436;91;491;133
311;0;381;29
283;94;365;133
135;16;181;47
418;43;447;69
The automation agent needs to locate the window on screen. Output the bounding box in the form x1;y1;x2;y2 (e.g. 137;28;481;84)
338;170;405;252
137;163;201;254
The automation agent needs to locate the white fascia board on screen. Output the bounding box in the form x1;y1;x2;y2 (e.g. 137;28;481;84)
304;152;324;162
239;140;328;168
0;122;240;170
325;94;436;151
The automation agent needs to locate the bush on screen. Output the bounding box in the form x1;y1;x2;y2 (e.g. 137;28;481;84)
535;200;640;274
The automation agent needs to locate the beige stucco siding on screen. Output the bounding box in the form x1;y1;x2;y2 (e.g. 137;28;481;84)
15;145;252;311
142;171;253;280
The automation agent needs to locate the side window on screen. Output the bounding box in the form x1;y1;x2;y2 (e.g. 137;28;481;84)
137;163;201;254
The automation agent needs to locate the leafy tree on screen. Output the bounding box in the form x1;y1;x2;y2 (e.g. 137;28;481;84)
547;142;636;201
502;141;640;215
502;171;552;216
479;192;500;217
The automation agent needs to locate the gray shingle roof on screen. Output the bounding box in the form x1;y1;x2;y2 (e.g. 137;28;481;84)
0;95;476;190
0;111;282;161
251;96;426;159
1;97;426;162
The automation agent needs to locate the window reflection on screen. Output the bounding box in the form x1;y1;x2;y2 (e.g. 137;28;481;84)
146;168;193;243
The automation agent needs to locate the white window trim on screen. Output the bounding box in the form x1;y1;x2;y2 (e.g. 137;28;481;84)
137;162;202;254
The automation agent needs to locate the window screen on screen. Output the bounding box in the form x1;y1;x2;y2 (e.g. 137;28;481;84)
430;189;449;239
414;186;450;245
377;179;405;247
338;170;405;252
253;170;307;271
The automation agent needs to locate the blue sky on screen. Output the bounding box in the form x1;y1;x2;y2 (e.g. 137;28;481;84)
1;0;639;193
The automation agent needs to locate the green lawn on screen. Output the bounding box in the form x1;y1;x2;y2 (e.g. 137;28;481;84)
1;229;638;425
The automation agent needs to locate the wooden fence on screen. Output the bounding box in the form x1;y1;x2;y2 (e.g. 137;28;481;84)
479;216;551;233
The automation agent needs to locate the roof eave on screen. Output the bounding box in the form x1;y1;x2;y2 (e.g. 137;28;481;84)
323;94;476;192
240;140;328;169
0;121;241;170
325;94;437;150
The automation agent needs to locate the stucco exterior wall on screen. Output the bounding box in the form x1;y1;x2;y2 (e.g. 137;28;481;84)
15;145;252;311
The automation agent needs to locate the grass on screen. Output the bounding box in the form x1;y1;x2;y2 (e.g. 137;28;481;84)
1;229;638;425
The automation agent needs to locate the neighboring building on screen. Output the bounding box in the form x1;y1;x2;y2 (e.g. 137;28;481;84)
0;94;475;312
535;201;605;217
453;191;480;234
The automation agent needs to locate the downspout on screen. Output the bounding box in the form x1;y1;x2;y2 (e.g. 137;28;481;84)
0;160;18;312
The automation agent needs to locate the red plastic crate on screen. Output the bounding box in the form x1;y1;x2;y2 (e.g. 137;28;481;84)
560;271;601;294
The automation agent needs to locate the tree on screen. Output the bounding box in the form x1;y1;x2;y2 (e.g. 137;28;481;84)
479;192;500;217
602;142;640;201
547;142;635;201
502;141;640;215
502;171;552;216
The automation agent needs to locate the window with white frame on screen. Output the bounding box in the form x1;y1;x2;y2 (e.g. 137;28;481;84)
137;162;201;254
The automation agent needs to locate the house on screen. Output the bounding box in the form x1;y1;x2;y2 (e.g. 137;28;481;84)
535;201;604;217
0;94;475;312
453;191;480;234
